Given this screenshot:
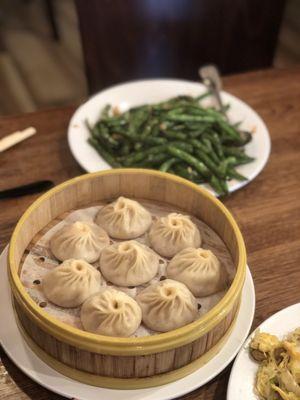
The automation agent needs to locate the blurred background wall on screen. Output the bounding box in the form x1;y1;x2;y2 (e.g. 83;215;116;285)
0;0;87;115
0;0;299;116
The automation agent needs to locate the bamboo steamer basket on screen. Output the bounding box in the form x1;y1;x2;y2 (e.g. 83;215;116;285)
8;169;246;389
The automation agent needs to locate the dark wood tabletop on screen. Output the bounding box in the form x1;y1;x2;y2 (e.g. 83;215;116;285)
0;67;300;399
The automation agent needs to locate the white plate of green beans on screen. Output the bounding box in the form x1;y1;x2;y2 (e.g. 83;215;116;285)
68;79;270;196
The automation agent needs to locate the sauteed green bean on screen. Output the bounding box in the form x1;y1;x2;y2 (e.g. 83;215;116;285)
87;92;254;195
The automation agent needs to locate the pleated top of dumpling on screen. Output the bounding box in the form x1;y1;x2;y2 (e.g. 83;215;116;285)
81;288;142;337
167;248;226;297
136;279;198;332
99;240;159;286
95;197;152;239
149;213;201;258
50;221;109;263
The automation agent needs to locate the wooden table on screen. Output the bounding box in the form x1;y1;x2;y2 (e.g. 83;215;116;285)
0;68;299;399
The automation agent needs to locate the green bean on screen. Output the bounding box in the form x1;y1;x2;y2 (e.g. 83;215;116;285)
126;141;194;166
204;132;224;159
195;105;229;119
124;145;168;166
134;142;143;151
140;118;159;138
190;139;208;153
233;121;242;128
85;119;95;135
112;127;138;141
209;175;226;195
131;154;169;168
141;137;167;145
96;123;119;148
154;95;199;110
236;131;252;146
159;122;174;131
215;120;241;142
148;154;170;165
184;105;226;121
151;122;161;136
111;133;124;142
128;106;150;136
167;146;210;178
194;149;225;178
223;146;246;157
220;103;230;114
227;168;247;181
100;104;111;119
201;138;212;151
222;156;238;168
173;164;203;183
219;179;229;194
168;106;210;117
219;160;229;176
104;116;127;127
167;114;216;123
190;139;213;158
218;157;239;176
174;95;197;103
202;138;220;163
187;124;210;138
119;143;131;156
88;138;121;168
128;104;144;112
159;158;178;172
223;147;254;164
164;106;185;115
162;130;187;140
169;123;186;131
170;141;194;153
226;156;238;163
184;122;210;131
190;139;219;164
230;156;255;166
194;91;211;102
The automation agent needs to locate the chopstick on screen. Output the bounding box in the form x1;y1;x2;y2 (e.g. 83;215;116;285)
0;180;54;199
0;127;37;153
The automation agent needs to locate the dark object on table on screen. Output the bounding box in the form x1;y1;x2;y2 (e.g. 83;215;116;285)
0;180;54;199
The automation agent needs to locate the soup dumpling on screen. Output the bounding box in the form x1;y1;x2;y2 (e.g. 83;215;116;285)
95;197;152;239
166;247;225;297
149;213;201;258
136;279;198;332
50;221;109;263
81;288;142;337
43;259;102;308
99;240;159;286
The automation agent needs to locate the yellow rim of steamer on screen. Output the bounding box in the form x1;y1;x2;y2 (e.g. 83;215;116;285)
15;299;239;389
